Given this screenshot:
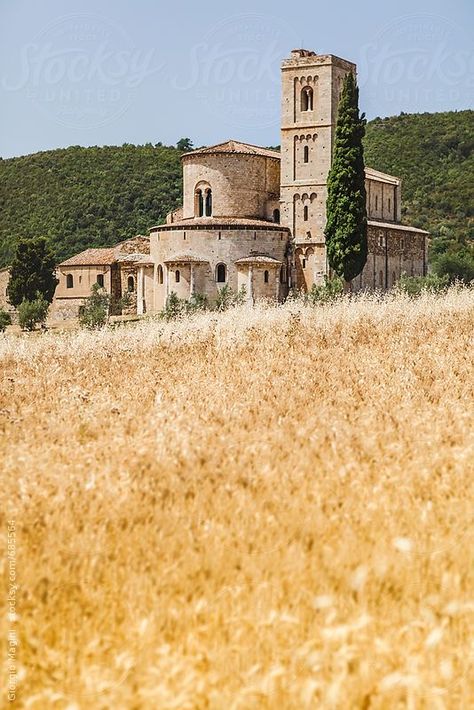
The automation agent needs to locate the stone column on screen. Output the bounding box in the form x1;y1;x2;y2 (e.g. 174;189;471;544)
275;268;280;302
248;265;254;303
164;265;169;299
190;263;195;297
137;267;144;315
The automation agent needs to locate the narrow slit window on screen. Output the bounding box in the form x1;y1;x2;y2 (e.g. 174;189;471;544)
301;86;313;112
216;263;226;283
205;189;212;217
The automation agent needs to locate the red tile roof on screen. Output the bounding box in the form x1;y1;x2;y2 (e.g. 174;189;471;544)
151;217;289;231
368;220;429;234
59;248;117;267
183;140;281;160
235;254;282;265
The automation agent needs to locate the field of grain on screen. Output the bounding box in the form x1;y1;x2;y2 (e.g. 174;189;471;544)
1;289;473;709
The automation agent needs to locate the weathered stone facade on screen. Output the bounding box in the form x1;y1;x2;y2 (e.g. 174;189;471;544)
51;236;151;319
38;47;427;318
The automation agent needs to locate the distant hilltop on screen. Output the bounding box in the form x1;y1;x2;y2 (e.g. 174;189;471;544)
0;109;472;269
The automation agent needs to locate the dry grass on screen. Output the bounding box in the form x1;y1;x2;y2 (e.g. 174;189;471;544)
1;289;473;709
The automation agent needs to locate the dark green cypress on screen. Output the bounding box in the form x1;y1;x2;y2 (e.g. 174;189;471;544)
8;237;58;306
325;72;368;282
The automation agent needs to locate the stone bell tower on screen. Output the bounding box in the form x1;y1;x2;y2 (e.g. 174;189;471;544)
280;50;356;289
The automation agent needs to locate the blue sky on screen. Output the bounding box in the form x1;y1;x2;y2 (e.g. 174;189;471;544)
0;0;472;158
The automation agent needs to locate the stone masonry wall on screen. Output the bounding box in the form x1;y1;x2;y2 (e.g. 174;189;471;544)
182;153;280;221
150;225;290;310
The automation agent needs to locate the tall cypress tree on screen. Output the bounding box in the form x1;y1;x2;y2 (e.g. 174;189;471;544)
8;237;58;307
325;72;368;282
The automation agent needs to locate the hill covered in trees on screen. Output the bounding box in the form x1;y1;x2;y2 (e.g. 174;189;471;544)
364;110;473;260
0;143;184;267
0;110;472;268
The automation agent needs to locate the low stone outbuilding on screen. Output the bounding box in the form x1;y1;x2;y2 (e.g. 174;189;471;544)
52;236;151;319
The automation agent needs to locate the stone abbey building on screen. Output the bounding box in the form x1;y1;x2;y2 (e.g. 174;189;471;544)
51;49;428;318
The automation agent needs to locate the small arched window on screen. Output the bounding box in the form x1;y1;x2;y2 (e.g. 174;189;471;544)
175;269;180;283
303;145;309;163
301;86;313;112
195;189;204;217
96;274;104;288
205;189;212;217
264;270;269;284
157;265;163;284
66;273;73;289
216;263;226;283
273;208;280;223
127;275;135;292
303;205;309;221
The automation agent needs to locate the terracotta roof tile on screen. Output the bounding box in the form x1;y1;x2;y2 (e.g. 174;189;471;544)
183;141;281;160
59;248;117;267
368;220;429;234
151;217;289;231
164;254;208;264
235;254;282;265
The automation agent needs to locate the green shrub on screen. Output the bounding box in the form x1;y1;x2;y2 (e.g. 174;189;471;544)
434;251;474;285
17;296;49;331
161;287;246;321
0;308;12;332
397;272;449;296
215;284;246;311
79;283;110;329
162;292;185;321
188;292;209;313
161;291;210;321
305;276;344;305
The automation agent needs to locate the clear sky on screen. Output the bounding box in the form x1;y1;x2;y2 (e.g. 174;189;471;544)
0;0;472;158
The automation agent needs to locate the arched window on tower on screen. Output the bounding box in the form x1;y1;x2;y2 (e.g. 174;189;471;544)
301;86;313;112
216;263;226;284
303;145;309;163
303;205;309;221
157;265;163;284
205;189;212;217
195;189;204;217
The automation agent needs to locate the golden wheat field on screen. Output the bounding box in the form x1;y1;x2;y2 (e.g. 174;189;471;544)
1;289;474;709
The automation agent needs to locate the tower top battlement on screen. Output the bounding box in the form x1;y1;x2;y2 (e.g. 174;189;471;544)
282;51;355;71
